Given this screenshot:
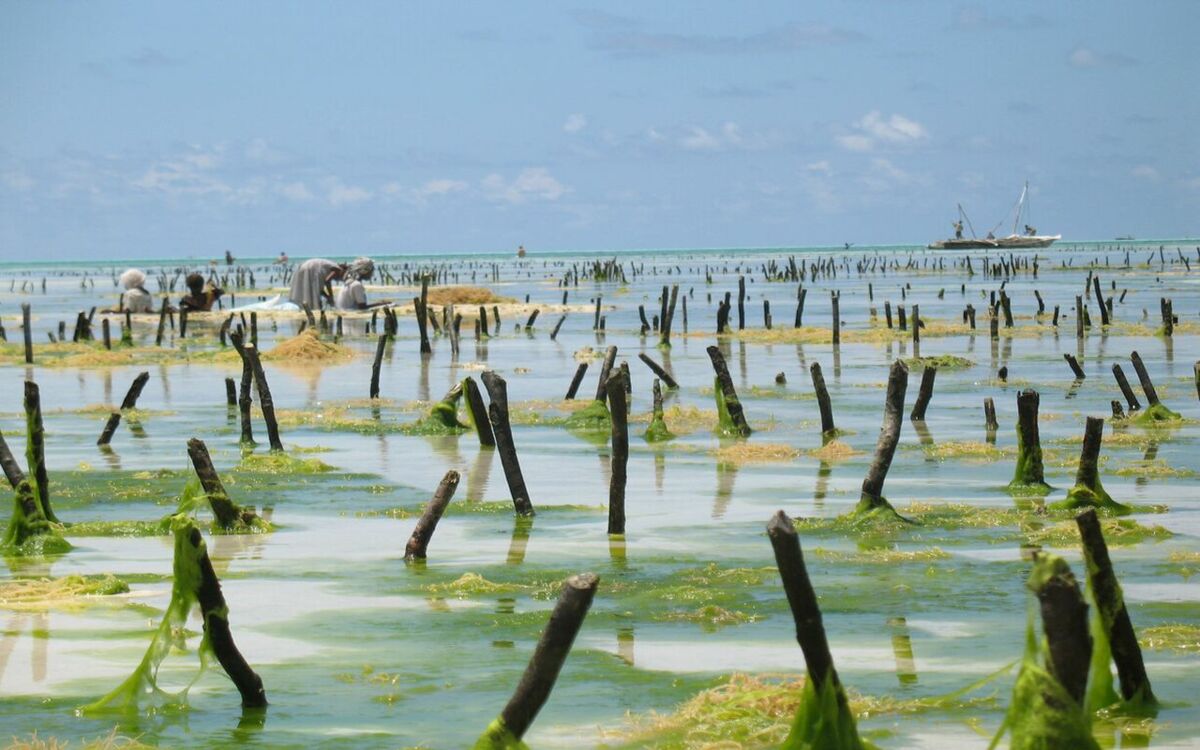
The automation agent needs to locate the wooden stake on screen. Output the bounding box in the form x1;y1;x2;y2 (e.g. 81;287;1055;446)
706;345;752;437
463;377;496;447
1029;554;1092;705
1112;364;1141;412
244;345;283;451
809;361;835;435
481;371;534;515
370;334;387;399
636;353;678;390
186;438;257;529
606;371;628;535
1129;351;1160;406
565;363;588;400
404;470;460;561
97;371;150;445
860;360;908;508
909;366;936;421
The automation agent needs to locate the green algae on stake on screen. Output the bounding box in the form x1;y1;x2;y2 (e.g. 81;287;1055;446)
707;345;752;437
473;572;599;749
766;511;870;749
566;345;617;431
1129;350;1182;425
1;479;72;556
849;360;912;525
1052;417;1132;515
643;379;676;442
1008;389;1052;495
24;380;59;523
82;515;266;713
409;382;469;434
992;553;1100;750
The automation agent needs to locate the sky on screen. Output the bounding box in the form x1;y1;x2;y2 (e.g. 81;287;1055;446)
1;1;1197;260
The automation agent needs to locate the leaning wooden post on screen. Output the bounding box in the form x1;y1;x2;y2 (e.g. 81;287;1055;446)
229;333;256;447
369;334;387;399
809;361;836;435
23;380;57;523
463;377;496;447
481;371;535;516
858;360;908;513
1111;364;1141;413
565;362;588;400
155;301;168;346
404;470;460;561
21;303;33;364
476;573;599;747
244;345;284;452
97;371;150;446
1075;509;1155;703
637;353;678;390
1064;353;1086;380
706;345;752;437
187;524;267;707
1028;553;1092;706
766;510;841;693
0;432;26;489
224;378;237;408
1128;351;1160;407
606;371;628;536
186;438;257;529
593;346;618;404
909;365;937;421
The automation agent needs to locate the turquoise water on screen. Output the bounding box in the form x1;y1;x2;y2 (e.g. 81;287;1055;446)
1;243;1198;748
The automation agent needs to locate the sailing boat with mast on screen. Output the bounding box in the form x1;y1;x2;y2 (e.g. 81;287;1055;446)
928;182;1060;249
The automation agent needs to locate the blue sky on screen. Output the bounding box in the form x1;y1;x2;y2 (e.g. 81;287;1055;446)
1;1;1197;260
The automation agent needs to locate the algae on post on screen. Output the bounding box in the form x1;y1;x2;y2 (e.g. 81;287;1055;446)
410;383;469;434
1133;402;1181;425
81;515;209;714
472;718;530;750
565;398;612;431
780;673;868;750
1;480;72;556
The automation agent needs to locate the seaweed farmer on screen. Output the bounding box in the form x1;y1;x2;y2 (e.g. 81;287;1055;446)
953;220;964;239
119;268;154;313
225;250;235;266
336;257;388;310
288;257;348;310
275;251;289;265
179;272;224;312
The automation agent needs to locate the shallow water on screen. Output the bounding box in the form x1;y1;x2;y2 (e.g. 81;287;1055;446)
1;242;1198;748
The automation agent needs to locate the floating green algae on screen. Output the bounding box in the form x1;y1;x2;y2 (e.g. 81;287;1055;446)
902;354;974;370
236;451;336;474
80;515;210;714
565;399;612;431
1053;483;1131;516
780;673;869;750
1138;624;1200;653
1;480;72;557
407;383;469;435
472;718;530;750
0;573;128;610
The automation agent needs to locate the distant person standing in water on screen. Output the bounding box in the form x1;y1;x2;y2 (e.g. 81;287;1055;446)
288;258;347;310
225;250;235;266
119;269;154;313
179;273;224;312
517;245;526;258
275;251;289;264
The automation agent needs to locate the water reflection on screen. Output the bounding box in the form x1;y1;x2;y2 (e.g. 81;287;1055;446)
506;516;532;565
465;448;495;502
712;459;738;519
616;625;635;666
887;616;918;685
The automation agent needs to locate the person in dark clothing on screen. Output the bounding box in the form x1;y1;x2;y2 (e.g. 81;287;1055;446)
179;273;224;312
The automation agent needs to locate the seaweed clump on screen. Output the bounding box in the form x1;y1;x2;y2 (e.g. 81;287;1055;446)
1;480;72;557
1051;418;1131;515
408;383;469;435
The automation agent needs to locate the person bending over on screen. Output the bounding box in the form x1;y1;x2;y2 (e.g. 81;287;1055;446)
179;272;224;312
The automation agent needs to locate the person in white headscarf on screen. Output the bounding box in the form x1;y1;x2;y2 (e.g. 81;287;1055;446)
119;269;154;313
288;258;347;310
336;257;378;310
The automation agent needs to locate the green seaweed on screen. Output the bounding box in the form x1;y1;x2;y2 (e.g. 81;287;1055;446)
902;354;974;370
565;399;612;431
712;376;748;437
1133;402;1181;425
80;515;210;714
1052;483;1132;516
1;480;72;557
1008;420;1051;496
472;718;530;750
409;384;469;435
644;394;676;443
781;674;869;750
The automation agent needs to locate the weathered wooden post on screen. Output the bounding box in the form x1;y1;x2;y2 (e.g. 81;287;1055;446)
186;438;259;529
481;371;535;516
1009;389;1049;491
97;371;151;446
565;362;588;400
369;335;387;399
909;366;936;421
636;353;678;390
244;345;283;451
1112;364;1141;412
858;360;908;514
21;303;33;364
809;362;835;435
404;470;460;561
606;372;628;536
23;381;57;523
706;345;752;437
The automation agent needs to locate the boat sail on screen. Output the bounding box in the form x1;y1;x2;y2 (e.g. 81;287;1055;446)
929;182;1060;249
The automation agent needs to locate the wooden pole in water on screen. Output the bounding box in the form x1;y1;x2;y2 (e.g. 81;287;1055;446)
809;362;835;435
565;363;588;400
224;378;237;407
911;303;920;344
1112;364;1141;412
593;346;618;404
1063;353;1086;380
737;275;746;330
188;524;268;708
244;345;284;451
481;371;535;516
21;303;32;364
831;291;840;345
186;438;254;528
766;510;841;693
230;333;255;447
706;345;752;437
155;301;168;346
495;573;599;742
606;372;628;536
983;397;999;431
1129;351;1161;406
97;371;150;445
369;334;387;399
463;377;496;447
636;353;678;390
1030;553;1092;705
0;432;26;489
23;380;57;523
1074;509;1155;703
550;315;566;340
404;470;460;561
860;360;908;508
102;318;111;350
909;366;936;421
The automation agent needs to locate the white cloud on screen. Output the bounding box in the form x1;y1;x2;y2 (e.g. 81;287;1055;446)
2;170;34;191
418;178;468;197
563;113;588;133
326;180;372;207
680;126;722;151
278;181;315;202
1069;47;1137;68
131;149;232;197
383;178;470;206
481;168;569;205
805;160;833;176
676;122;760;152
1130;165;1160;182
837;111;928;152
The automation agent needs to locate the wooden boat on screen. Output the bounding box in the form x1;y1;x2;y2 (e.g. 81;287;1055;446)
929;183;1058;249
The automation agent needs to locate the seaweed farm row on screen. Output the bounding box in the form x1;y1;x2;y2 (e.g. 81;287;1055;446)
1;242;1198;748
